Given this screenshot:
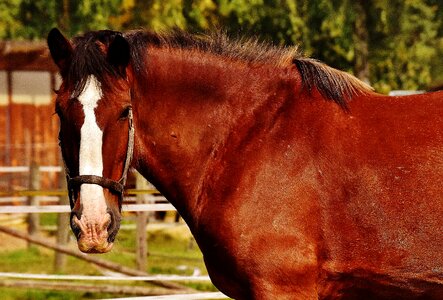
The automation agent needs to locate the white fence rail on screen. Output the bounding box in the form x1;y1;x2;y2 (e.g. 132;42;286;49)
105;292;229;300
0;272;211;282
0;204;176;214
0;166;62;173
0;165;230;299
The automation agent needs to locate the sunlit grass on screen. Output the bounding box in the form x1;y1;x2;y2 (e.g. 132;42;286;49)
0;216;218;299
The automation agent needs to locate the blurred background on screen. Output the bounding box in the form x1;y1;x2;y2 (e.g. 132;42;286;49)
2;0;443;173
1;0;442;91
0;1;442;299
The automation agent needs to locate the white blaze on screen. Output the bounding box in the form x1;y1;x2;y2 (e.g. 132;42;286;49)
77;75;107;221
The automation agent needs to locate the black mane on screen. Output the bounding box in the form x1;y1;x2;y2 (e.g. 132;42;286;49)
67;29;372;107
68;30;125;97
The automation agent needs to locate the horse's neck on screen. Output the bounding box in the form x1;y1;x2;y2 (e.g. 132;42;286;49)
131;48;297;225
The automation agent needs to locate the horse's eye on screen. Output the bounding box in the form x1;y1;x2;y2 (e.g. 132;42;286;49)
119;106;131;120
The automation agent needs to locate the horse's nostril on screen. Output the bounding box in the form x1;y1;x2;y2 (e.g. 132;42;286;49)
71;217;82;240
106;211;121;243
103;213;112;231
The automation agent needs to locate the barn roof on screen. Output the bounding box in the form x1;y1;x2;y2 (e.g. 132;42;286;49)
0;41;57;71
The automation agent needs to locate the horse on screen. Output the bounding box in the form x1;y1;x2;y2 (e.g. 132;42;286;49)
47;28;443;299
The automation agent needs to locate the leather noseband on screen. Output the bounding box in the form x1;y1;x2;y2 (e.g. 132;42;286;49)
63;107;134;207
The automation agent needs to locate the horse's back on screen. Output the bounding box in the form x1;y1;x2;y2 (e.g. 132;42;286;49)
245;90;442;297
196;89;443;299
315;91;443;298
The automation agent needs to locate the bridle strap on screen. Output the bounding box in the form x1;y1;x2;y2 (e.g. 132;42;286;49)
64;107;134;205
119;108;134;186
69;175;124;194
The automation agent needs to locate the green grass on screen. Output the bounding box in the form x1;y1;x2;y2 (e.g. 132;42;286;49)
0;290;88;300
39;213;58;227
0;219;218;299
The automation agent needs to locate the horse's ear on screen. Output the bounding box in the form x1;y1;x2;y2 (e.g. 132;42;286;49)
107;35;130;71
47;28;73;76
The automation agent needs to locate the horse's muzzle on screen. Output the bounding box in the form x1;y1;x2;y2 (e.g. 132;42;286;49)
71;213;116;253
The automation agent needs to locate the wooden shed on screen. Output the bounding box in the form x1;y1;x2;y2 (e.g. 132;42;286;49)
0;41;60;190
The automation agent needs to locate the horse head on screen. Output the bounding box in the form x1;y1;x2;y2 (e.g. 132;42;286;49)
47;28;133;253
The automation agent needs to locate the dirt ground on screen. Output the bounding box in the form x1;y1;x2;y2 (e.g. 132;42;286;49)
0;214;27;251
0;214;58;251
0;232;28;251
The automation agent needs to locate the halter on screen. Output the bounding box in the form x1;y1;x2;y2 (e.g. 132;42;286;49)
64;107;135;207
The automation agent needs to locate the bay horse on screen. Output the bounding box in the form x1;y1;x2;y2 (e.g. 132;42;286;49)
47;28;443;299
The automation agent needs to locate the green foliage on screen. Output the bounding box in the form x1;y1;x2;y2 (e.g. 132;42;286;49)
1;0;442;91
72;0;122;32
367;0;441;92
0;0;22;39
123;0;187;30
0;289;85;300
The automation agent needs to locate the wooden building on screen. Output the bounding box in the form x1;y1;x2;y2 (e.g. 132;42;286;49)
0;41;60;190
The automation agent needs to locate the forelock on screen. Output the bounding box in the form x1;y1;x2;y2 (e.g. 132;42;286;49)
68;30;125;97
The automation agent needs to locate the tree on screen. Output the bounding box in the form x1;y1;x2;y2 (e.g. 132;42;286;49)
1;0;441;91
0;0;22;39
1;0;59;40
367;0;441;92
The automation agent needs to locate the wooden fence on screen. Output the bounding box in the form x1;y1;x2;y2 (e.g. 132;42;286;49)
0;164;174;271
0;164;230;299
0;226;224;298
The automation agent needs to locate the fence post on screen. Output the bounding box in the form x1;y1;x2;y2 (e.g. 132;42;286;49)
27;162;40;245
54;168;70;272
135;172;149;272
